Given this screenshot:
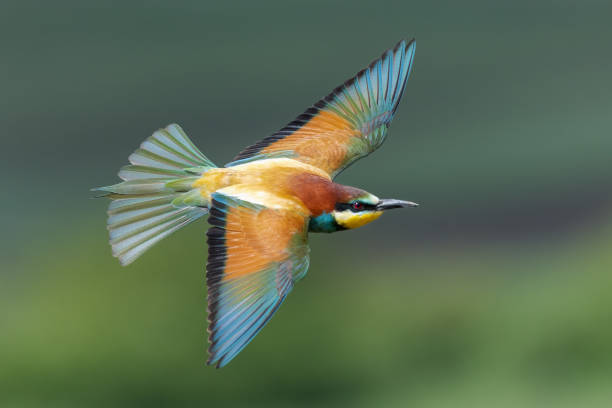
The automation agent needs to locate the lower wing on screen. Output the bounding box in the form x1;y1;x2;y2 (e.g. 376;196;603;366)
205;189;310;367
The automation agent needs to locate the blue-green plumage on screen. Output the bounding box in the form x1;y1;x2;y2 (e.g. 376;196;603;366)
308;212;345;233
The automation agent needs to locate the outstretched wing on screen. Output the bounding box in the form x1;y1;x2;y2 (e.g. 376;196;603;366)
205;189;310;368
231;39;416;178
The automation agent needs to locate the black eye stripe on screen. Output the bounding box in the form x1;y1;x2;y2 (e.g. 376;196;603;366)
334;203;351;211
334;202;377;212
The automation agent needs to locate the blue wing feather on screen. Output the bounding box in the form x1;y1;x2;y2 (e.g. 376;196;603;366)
205;192;309;368
232;39;416;178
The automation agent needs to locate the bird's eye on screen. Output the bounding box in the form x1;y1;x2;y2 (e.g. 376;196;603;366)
351;202;364;211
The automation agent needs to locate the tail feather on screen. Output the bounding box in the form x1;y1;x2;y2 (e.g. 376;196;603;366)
118;166;187;181
131;123;216;169
94;124;216;265
109;203;205;266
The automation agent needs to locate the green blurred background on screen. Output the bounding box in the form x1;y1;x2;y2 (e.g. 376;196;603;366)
2;0;612;406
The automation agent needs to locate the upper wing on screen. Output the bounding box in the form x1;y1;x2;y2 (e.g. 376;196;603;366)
231;39;416;178
205;188;310;368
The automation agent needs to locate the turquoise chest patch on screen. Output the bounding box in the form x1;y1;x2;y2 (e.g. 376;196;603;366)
308;212;344;233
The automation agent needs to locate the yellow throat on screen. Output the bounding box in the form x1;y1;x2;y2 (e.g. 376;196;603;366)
334;210;383;229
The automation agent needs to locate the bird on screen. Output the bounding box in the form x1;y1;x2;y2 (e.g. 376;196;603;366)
94;39;417;368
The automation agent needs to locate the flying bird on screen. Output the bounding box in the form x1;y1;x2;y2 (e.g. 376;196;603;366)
95;39;417;367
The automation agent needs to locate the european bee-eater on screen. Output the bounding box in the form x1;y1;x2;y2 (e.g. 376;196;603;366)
95;39;417;367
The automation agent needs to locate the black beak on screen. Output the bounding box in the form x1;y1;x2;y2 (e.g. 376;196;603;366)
376;199;419;211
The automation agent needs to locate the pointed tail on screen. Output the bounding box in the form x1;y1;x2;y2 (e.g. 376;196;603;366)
93;124;216;266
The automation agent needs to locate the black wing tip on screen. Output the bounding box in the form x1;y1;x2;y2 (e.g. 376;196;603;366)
369;38;416;67
205;345;223;368
396;38;416;50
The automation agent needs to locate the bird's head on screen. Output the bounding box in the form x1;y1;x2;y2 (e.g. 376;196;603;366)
308;186;418;232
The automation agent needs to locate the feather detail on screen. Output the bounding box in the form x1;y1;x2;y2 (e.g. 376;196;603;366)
94;124;216;265
233;39;416;178
206;192;309;368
